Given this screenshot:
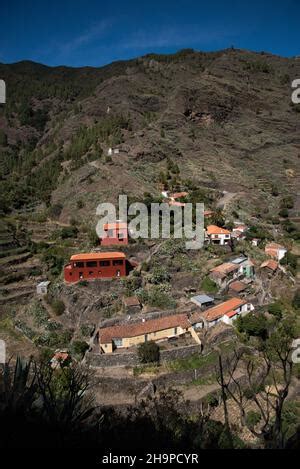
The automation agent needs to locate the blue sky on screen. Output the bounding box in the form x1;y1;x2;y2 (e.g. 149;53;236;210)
1;0;299;67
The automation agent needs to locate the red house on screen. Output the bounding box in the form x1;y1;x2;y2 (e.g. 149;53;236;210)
64;252;126;283
99;222;128;246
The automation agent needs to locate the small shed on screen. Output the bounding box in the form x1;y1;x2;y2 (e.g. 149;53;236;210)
228;280;248;295
50;350;71;369
122;296;141;314
260;260;278;274
189;311;205;330
190;294;214;308
36;281;51;296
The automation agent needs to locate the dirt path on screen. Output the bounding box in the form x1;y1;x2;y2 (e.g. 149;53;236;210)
217;191;239;210
180;369;245;402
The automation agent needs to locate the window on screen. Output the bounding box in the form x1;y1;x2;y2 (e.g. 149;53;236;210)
86;261;97;267
118;232;124;240
89;271;93;275
113;338;123;347
74;261;84;268
100;260;110;267
107;229;114;237
113;259;123;266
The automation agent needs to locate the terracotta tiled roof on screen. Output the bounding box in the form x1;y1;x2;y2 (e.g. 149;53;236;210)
265;243;286;259
229;280;247;293
170;192;188;199
265;243;285;250
99;314;191;344
260;260;278;271
52;351;69;362
206;225;231;235
71;252;126;261
210;263;239;276
168;200;185;207
204;210;214;217
233;225;247;232
226;310;238;318
202;298;246;322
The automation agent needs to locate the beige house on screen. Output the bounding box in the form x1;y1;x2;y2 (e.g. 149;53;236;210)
98;313;201;353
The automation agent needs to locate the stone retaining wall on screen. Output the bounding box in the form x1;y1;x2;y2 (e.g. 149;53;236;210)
87;343;202;368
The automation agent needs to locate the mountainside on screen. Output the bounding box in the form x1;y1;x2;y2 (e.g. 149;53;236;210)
1;48;300;224
0;49;300;441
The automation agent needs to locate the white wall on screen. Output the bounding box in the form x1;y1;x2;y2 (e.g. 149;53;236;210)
278;249;287;261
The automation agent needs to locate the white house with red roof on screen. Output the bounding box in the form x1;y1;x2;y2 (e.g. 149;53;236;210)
189;297;254;329
265;243;287;261
205;225;232;245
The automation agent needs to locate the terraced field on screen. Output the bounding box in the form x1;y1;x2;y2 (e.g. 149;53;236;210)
0;220;43;307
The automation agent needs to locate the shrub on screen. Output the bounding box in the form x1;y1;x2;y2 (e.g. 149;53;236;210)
123;276;142;296
281;196;294;210
279;208;289;218
138;341;160;364
52;299;65;316
201;277;218;294
205;394;219;408
268;302;283;319
88;228;99;247
34;329;72;348
282;220;297;234
0;129;8;146
210;209;225;227
76;199;85;209
71;340;89;359
292;290;300;310
48;203;63;218
246;225;268;240
61;226;78;239
280;252;298;272
146;287;176;309
236;313;268;340
149;266;171;284
42;250;65;276
80;324;94;337
246;411;261;428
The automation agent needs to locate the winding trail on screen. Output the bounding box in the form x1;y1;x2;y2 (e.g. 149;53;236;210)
217;191;239;211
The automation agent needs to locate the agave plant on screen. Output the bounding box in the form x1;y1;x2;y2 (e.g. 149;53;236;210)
0;357;37;415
